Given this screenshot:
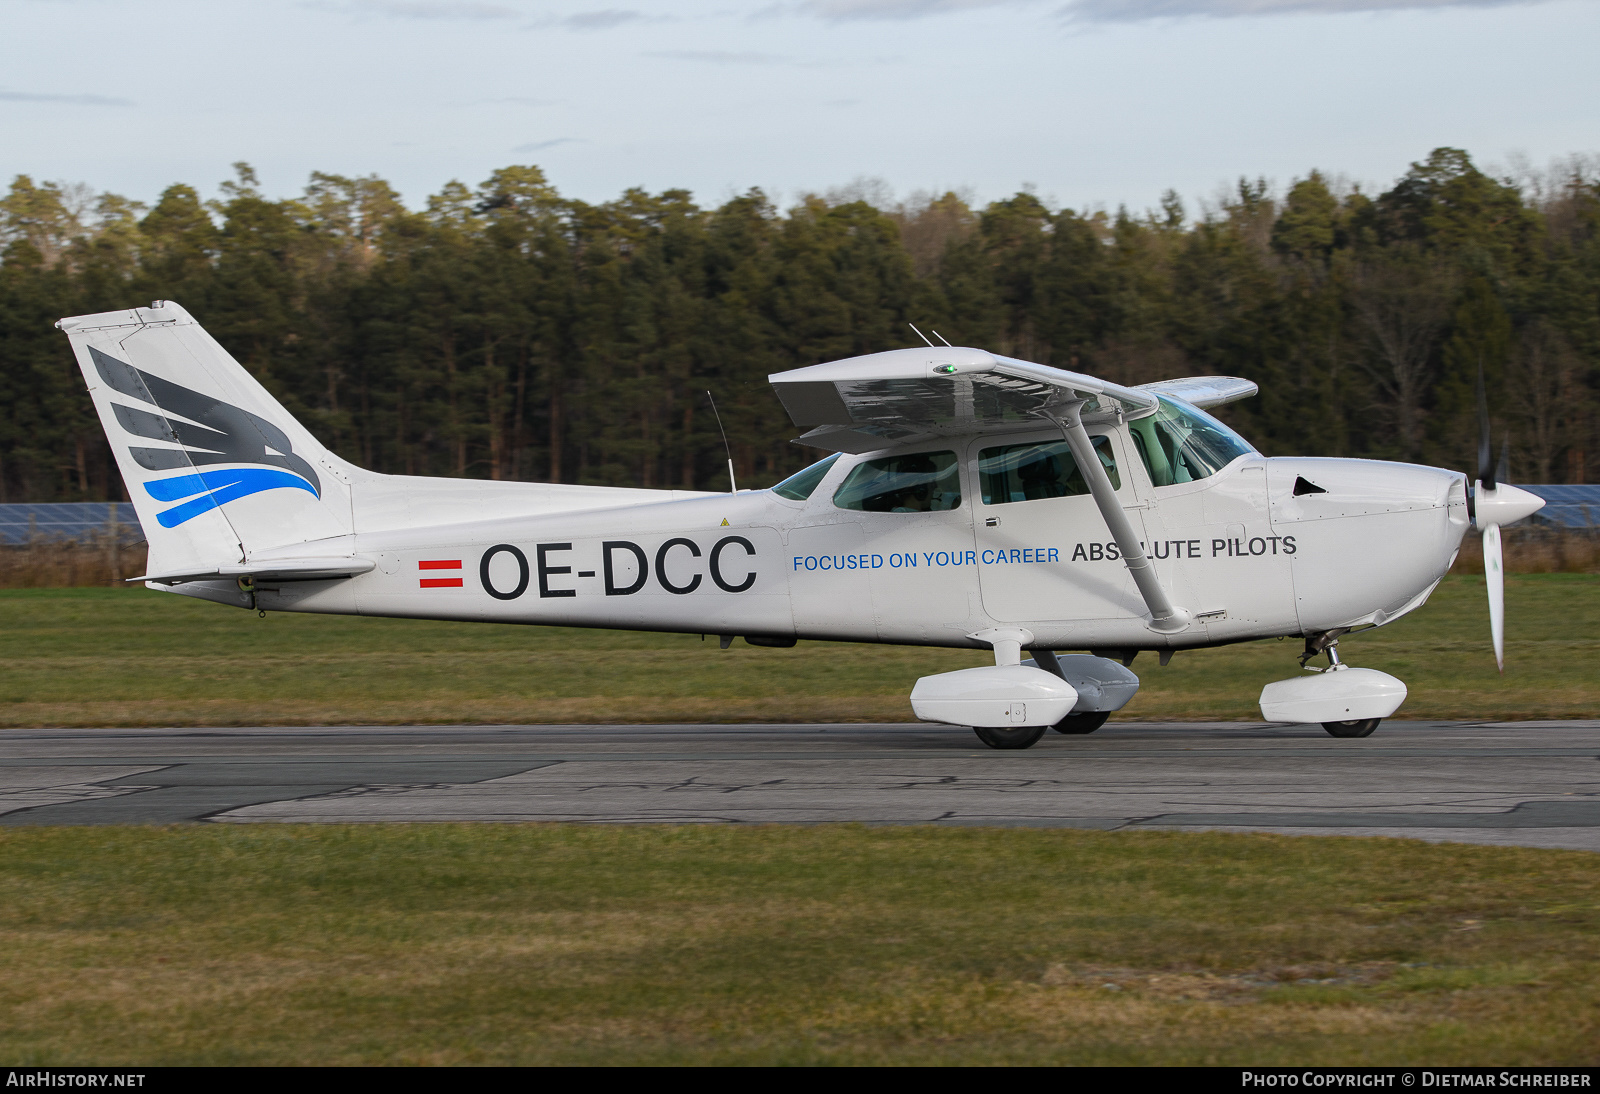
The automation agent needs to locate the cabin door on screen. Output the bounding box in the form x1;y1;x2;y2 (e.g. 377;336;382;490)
969;428;1143;624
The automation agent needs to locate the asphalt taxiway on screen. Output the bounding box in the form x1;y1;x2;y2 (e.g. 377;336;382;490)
1;721;1597;850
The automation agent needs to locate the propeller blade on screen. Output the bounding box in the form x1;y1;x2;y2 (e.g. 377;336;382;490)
1497;438;1510;491
1484;523;1504;674
1476;363;1494;489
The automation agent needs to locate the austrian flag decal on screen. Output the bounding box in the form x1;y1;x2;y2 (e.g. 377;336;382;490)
419;559;463;588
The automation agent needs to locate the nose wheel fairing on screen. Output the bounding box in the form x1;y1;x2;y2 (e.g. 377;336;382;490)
1259;664;1408;726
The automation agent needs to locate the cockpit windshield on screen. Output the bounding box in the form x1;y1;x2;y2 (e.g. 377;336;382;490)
1129;396;1256;486
772;453;840;501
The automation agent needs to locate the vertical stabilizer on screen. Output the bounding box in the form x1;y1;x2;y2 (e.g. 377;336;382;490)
58;301;354;577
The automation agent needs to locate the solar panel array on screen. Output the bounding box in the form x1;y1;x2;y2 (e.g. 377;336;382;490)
1523;485;1600;530
0;503;147;546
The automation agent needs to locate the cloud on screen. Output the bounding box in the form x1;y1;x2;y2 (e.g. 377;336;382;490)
340;0;517;19
643;49;791;63
512;138;583;152
797;0;1026;17
796;0;1540;19
0;90;134;106
445;96;561;109
559;8;647;30
1060;0;1531;21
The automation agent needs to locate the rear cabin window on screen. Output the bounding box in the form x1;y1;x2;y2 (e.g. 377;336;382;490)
833;451;961;513
978;436;1119;505
1129;396;1256;487
771;453;839;500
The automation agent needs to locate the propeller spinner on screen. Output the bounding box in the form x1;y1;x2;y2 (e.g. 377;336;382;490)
1471;369;1545;672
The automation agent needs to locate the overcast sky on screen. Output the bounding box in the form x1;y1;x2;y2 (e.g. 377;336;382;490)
3;0;1597;216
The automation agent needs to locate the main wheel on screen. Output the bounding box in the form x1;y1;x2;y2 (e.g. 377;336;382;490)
1052;711;1110;735
973;725;1048;750
1321;718;1380;738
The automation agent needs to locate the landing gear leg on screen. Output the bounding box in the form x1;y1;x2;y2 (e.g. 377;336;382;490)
973;725;1048;750
1297;628;1349;669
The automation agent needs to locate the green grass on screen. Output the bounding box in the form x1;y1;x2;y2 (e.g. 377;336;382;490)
0;574;1594;726
0;824;1596;1065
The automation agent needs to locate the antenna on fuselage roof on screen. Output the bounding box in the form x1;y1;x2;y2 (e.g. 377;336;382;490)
930;329;953;347
705;390;737;494
908;323;936;348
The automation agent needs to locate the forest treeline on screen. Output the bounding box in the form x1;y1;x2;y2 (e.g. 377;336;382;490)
1;146;1596;503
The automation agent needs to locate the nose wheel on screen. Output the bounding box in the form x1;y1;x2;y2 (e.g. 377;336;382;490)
973;725;1048;749
1322;717;1380;738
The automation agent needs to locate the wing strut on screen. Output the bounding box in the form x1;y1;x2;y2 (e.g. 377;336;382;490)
1047;402;1192;635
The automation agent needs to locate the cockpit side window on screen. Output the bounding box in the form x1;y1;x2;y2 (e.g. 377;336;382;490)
1129;396;1256;487
772;453;840;501
978;436;1119;505
833;451;961;513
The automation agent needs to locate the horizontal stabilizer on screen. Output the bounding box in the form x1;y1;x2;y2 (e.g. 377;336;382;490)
135;557;376;586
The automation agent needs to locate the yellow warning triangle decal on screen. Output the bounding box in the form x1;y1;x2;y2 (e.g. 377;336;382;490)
720;518;730;527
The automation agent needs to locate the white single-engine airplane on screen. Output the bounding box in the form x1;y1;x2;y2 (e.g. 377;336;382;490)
59;301;1545;748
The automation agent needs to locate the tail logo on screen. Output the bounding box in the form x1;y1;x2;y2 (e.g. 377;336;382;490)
90;347;322;528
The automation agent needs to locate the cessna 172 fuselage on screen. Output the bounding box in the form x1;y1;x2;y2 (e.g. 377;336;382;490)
58;301;1544;748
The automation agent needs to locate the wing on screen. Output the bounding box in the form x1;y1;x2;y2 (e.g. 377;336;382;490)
1137;375;1258;409
768;347;1161;454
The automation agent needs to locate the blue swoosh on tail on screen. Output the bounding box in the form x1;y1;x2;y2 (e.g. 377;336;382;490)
146;468;319;528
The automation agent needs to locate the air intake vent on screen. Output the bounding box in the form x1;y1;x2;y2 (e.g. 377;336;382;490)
1293;476;1327;496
